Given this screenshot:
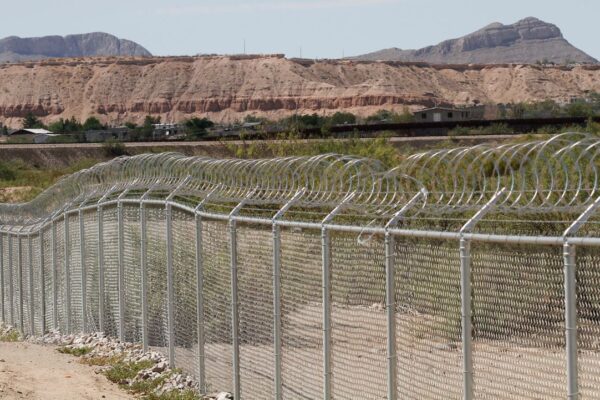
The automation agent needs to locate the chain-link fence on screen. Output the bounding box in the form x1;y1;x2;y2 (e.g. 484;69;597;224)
2;132;600;399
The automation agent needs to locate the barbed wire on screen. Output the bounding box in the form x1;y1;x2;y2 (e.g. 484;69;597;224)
0;132;599;227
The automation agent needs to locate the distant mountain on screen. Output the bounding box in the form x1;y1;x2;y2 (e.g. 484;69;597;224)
352;17;597;64
0;32;151;63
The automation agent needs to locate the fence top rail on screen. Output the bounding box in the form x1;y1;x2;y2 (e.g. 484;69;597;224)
1;132;600;230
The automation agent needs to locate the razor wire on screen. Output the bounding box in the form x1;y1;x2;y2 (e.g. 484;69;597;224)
1;132;600;399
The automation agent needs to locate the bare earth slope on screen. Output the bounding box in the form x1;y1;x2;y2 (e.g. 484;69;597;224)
0;342;132;400
1;55;600;126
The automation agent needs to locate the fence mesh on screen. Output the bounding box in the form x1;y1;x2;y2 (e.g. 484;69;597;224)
202;219;233;394
68;213;83;333
146;206;168;351
31;234;43;335
395;237;463;400
471;242;566;399
41;227;53;331
102;206;120;338
123;205;142;343
236;224;274;400
330;231;387;400
172;209;199;378
83;210;99;333
280;226;323;400
574;247;600;399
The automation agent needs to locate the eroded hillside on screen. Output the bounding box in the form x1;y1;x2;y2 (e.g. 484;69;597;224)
1;55;600;126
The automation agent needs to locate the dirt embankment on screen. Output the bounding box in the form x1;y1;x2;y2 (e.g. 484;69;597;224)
0;342;132;400
0;55;599;126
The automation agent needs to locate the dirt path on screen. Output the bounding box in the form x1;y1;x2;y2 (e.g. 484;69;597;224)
0;342;132;400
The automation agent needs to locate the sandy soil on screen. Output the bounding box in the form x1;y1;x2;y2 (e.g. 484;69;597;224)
0;342;132;400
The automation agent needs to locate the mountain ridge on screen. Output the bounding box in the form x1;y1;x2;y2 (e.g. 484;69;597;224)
352;17;597;64
0;32;152;63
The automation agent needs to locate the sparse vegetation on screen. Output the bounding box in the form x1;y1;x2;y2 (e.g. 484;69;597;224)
57;346;92;356
102;140;129;157
0;328;21;342
105;360;155;385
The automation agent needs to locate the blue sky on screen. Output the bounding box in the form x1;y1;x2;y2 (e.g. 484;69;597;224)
3;0;598;59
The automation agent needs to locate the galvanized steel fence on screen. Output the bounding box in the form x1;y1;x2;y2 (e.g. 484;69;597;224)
2;132;600;399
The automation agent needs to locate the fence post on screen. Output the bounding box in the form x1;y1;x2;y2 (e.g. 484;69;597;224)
458;188;506;400
51;222;58;330
79;209;87;333
8;234;14;326
28;235;34;335
97;205;105;333
320;193;356;400
96;186;116;334
140;199;148;352
384;190;426;400
0;231;4;324
563;243;579;400
64;213;71;334
117;195;126;342
17;234;24;333
192;185;221;393
561;196;600;399
271;189;305;400
227;190;255;400
164;177;192;368
459;237;473;400
39;230;46;334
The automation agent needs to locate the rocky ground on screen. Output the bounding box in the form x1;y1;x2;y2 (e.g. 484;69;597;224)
0;325;232;400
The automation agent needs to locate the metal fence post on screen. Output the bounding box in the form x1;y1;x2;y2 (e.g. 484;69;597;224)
117;196;126;341
320;193;356;400
39;231;46;334
383;190;426;400
195;212;205;392
459;237;473;400
271;189;305;400
28;235;34;335
561;196;600;400
96;186;116;334
140;200;148;351
97;205;105;333
64;213;71;334
8;234;13;326
459;188;506;400
563;243;579;399
227;191;254;400
79;210;87;333
164;177;192;368
0;231;4;324
17;234;24;333
51;222;58;330
192;185;220;393
165;201;176;366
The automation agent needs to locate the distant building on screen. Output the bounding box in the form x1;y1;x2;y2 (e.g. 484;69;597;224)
85;128;130;142
152;123;182;139
9;128;55;143
413;107;484;123
34;132;61;144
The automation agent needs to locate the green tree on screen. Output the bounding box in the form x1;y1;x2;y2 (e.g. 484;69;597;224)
82;116;105;131
22;112;46;129
184;117;214;139
328;112;357;125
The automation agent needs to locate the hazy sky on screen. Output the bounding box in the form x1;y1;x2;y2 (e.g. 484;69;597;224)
3;0;598;59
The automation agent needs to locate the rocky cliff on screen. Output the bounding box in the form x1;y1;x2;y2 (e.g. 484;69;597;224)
0;32;151;63
353;17;597;64
1;55;600;127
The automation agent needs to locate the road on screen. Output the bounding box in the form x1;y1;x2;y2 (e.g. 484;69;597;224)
0;134;521;150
